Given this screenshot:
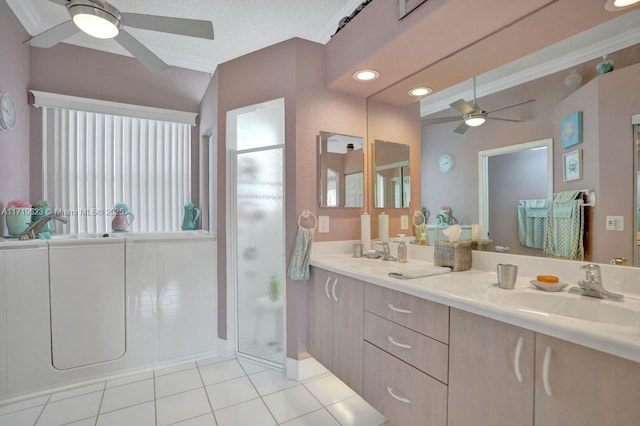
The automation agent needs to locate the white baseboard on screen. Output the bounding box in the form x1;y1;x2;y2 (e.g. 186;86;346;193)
217;338;233;358
286;356;329;381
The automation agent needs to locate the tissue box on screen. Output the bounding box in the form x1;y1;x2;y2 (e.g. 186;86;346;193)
434;240;471;272
471;239;493;252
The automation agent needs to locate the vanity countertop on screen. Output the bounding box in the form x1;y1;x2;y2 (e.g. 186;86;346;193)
311;254;640;363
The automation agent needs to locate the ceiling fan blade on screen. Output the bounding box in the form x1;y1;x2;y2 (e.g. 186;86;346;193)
115;30;169;73
47;0;68;5
25;20;79;48
487;117;524;123
421;116;463;126
487;99;535;114
450;99;475;115
454;121;470;134
121;13;214;40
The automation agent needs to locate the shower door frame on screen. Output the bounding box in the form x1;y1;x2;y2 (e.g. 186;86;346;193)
225;98;287;368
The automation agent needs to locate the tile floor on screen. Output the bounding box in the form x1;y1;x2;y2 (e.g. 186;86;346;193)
0;357;389;426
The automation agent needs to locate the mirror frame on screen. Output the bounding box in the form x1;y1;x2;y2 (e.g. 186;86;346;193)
317;131;365;209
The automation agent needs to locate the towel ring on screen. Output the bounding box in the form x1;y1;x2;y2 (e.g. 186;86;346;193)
298;210;317;231
412;210;426;226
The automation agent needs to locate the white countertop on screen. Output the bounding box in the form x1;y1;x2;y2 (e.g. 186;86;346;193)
0;230;216;248
311;252;640;363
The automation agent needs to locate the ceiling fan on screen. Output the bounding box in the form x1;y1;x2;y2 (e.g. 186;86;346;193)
421;77;535;134
25;0;215;73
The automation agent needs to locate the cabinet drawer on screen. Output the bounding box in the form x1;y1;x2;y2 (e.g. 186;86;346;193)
364;284;449;343
363;342;447;426
364;312;448;384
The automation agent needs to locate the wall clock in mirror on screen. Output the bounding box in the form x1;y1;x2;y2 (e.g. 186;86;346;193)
0;92;16;131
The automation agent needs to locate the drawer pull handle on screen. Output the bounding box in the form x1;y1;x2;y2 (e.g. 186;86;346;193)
514;336;524;383
387;386;411;404
324;276;332;299
331;277;338;302
387;303;412;314
543;346;552;397
387;336;412;350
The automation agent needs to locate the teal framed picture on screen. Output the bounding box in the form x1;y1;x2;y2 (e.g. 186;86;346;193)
561;111;583;149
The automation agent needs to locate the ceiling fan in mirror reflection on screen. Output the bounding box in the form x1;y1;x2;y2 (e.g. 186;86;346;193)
421;77;535;134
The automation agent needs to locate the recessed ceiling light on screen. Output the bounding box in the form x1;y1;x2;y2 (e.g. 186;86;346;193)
353;69;379;81
604;0;640;11
409;87;433;97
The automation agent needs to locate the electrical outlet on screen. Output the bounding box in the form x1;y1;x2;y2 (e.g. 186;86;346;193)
400;215;409;230
605;216;624;231
318;216;330;233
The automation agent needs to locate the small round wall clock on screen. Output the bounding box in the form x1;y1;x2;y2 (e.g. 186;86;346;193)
0;92;16;131
438;153;455;174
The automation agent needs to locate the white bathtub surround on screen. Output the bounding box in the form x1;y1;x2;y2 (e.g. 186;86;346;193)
0;232;218;403
310;242;640;363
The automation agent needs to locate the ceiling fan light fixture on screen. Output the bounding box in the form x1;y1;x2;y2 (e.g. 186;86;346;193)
69;3;122;39
464;111;487;127
604;0;640;11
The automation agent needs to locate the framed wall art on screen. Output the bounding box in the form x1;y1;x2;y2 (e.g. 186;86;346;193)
561;111;583;149
563;149;582;181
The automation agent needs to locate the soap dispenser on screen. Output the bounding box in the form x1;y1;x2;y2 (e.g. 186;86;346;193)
397;234;407;263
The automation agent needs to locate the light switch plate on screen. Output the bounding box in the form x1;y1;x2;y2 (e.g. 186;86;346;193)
318;216;330;233
605;216;624;231
400;215;409;230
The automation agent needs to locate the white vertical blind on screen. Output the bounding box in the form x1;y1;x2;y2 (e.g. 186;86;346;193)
43;107;191;234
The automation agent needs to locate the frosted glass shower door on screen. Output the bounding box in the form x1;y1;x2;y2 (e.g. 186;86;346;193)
235;147;285;364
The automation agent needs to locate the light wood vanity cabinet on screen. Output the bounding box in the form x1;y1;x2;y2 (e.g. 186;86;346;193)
449;309;640;426
534;334;640;426
363;284;449;426
448;309;535;426
307;267;363;394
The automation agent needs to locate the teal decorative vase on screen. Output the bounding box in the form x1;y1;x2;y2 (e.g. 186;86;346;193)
596;55;615;75
31;200;52;233
181;202;200;230
6;208;31;237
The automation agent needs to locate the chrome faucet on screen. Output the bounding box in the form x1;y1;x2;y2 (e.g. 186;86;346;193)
569;264;624;302
375;241;396;261
19;214;68;240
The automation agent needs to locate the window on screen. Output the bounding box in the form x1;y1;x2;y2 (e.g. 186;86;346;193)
327;168;338;207
41;107;192;234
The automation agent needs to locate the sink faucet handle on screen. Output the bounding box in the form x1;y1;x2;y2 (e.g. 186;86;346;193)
377;241;390;254
580;263;602;281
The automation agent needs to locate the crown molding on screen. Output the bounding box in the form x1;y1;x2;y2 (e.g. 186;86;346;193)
420;11;640;117
5;0;42;35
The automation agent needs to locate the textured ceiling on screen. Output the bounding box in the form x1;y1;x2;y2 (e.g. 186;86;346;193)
7;0;363;73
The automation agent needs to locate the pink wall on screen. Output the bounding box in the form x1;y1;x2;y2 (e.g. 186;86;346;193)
325;0;555;98
215;38;366;355
0;2;31;235
198;71;219;233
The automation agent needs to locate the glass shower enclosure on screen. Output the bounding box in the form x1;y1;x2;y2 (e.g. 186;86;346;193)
227;98;286;365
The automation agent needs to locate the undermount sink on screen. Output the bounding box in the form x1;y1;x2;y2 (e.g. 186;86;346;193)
491;290;640;328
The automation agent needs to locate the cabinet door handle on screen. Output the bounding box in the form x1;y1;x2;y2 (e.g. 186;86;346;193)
514;336;524;383
387;386;411;404
331;277;338;302
387;336;412;350
324;276;332;299
543;346;552;396
387;303;412;314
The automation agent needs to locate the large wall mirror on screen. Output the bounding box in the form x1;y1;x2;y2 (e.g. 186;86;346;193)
317;131;365;208
367;7;640;265
374;140;410;209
